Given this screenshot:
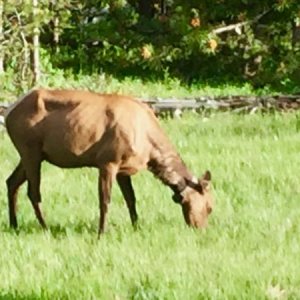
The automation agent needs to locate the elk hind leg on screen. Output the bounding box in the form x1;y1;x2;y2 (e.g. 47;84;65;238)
6;161;26;229
22;152;47;229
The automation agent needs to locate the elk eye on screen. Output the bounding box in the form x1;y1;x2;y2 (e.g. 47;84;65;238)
172;193;183;204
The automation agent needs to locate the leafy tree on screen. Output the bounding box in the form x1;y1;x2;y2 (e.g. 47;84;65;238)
0;0;299;89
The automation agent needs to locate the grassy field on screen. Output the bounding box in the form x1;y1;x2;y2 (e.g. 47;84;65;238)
0;111;299;299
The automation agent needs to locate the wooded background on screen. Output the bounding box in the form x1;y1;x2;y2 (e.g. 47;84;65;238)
0;0;299;91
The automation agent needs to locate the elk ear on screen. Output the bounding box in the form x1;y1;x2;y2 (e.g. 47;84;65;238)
198;170;211;191
201;170;211;181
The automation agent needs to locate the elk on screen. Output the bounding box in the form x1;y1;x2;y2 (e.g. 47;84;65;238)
4;89;213;236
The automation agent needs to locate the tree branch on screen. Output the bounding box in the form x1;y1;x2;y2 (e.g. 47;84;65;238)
211;9;271;35
15;9;30;81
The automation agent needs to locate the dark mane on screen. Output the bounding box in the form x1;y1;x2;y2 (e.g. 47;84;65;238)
147;148;193;195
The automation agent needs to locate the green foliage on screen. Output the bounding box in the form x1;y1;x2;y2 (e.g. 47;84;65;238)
0;0;300;88
0;112;299;298
51;1;300;85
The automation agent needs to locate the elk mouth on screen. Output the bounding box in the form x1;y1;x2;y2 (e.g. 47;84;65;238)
181;202;209;229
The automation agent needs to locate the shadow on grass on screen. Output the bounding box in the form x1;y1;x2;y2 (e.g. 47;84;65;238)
1;219;97;237
0;291;71;300
1;219;141;238
49;221;97;237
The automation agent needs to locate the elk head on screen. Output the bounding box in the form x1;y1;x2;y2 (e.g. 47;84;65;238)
173;171;213;228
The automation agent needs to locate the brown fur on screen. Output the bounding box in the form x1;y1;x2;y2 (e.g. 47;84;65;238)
5;89;213;236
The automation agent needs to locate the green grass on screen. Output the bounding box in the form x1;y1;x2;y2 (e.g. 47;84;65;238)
0;111;299;299
0;71;293;104
37;74;273;98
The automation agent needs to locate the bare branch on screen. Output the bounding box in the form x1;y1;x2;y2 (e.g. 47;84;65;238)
211;9;271;35
15;9;30;81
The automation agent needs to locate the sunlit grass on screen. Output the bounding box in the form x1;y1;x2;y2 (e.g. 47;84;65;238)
0;72;284;104
39;74;275;98
0;111;299;299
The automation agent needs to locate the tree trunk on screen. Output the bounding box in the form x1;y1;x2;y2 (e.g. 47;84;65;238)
160;0;167;15
15;10;30;82
51;0;60;53
0;0;4;74
53;14;59;47
292;21;300;46
138;0;154;18
32;0;40;84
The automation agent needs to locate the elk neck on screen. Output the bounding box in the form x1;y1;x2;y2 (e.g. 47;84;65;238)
147;146;194;195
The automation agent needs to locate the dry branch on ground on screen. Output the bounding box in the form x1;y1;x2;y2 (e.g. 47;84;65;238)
0;95;299;126
143;95;300;117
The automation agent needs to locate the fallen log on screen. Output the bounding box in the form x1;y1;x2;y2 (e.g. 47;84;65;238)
0;95;299;125
143;95;300;116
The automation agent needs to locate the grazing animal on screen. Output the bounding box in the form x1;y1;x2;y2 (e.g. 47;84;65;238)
4;89;213;236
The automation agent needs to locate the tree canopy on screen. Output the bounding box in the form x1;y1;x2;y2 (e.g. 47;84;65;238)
0;0;299;89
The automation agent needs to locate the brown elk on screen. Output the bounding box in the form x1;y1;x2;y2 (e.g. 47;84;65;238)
4;89;213;236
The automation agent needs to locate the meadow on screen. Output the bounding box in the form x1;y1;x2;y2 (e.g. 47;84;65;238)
0;111;299;299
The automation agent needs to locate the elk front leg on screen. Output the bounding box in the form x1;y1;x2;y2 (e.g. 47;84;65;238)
117;174;138;227
98;164;117;237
